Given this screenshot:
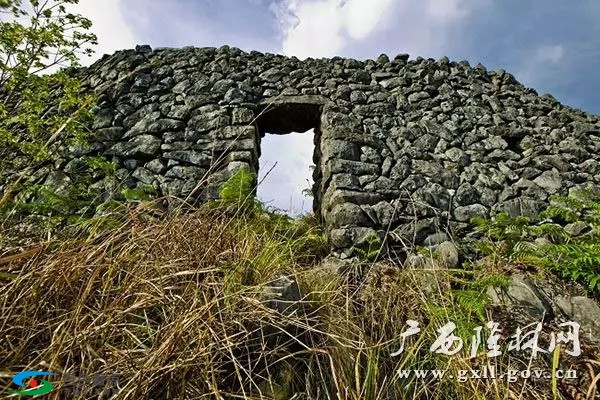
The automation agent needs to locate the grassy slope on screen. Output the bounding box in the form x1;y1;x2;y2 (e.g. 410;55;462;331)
1;188;600;399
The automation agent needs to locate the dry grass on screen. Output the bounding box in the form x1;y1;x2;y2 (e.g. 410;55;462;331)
0;201;595;399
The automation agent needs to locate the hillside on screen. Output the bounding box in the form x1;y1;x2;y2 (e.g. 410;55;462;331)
1;168;600;399
1;44;600;400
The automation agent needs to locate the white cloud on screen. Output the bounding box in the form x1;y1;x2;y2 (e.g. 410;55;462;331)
515;44;566;87
342;0;396;39
426;0;470;20
272;0;482;59
68;0;137;65
272;0;395;58
272;0;345;58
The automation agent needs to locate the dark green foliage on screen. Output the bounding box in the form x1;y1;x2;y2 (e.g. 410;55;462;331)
1;0;97;171
1;182;96;216
470;187;600;293
453;289;490;322
85;155;116;177
532;243;600;291
121;184;157;202
471;213;534;261
353;232;383;262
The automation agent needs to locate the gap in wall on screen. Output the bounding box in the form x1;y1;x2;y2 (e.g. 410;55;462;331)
254;101;322;218
257;130;315;217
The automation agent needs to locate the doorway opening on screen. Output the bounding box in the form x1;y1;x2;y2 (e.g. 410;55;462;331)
254;100;322;218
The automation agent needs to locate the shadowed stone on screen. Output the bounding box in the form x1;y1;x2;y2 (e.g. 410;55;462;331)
555;296;600;344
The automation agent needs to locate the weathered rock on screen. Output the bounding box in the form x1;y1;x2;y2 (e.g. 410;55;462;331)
404;252;450;297
163;150;210;165
564;221;590;237
534;237;552;247
43;171;71;195
109;135;162;158
554;296;600;344
319;255;359;274
132;167;156;185
392;219;435;245
435;241;459;268
165;166;206;180
454;204;489;222
328;203;373;227
533;169;563;194
423;233;449;246
263;274;305;317
495;198;545;219
404;253;431;269
487;275;554;320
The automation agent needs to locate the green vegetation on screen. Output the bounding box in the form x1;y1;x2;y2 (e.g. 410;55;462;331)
0;0;110;224
471;187;600;292
216;165;263;213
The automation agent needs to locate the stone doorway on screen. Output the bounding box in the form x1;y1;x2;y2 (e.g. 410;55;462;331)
254;96;324;217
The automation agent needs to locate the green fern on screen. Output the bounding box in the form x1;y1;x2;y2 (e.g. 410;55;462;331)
528;222;569;243
217;166;262;213
353;232;383;262
470;188;600;293
453;290;490;323
469;274;510;291
541;187;600;224
533;243;600;291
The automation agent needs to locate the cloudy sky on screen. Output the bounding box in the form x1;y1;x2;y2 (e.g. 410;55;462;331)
71;0;600;215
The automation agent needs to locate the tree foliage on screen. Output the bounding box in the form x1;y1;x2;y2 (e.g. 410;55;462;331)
0;0;101;216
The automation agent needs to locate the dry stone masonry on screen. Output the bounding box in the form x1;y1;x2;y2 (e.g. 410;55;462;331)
39;45;600;253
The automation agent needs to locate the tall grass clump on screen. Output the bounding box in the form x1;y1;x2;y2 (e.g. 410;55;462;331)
0;195;327;398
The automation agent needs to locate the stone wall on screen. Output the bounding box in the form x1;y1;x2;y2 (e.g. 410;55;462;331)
24;45;600;254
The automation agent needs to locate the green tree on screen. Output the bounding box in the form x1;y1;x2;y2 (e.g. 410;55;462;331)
0;0;101;214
